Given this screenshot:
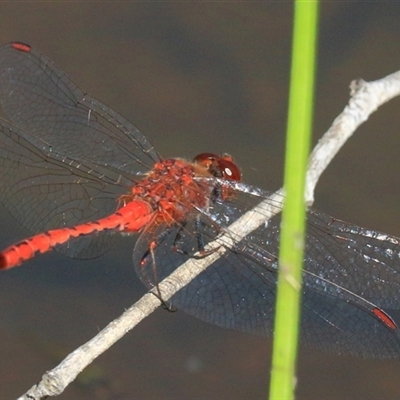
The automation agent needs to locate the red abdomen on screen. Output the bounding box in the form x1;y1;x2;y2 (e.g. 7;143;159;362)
0;201;153;269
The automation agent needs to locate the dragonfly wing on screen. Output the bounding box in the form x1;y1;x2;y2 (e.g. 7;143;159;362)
0;43;158;179
134;184;400;357
232;192;400;357
208;182;400;309
304;210;400;309
300;284;400;358
0;42;160;258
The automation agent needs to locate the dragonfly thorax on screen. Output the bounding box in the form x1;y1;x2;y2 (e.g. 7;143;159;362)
123;158;214;225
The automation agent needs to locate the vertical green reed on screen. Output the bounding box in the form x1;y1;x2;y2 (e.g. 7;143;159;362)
269;2;319;400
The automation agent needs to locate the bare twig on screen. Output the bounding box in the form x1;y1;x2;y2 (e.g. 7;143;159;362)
305;72;400;203
18;71;400;400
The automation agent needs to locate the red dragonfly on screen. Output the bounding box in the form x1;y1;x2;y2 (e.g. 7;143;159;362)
1;42;400;358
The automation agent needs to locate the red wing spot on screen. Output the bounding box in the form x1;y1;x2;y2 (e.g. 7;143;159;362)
11;42;31;52
372;307;397;330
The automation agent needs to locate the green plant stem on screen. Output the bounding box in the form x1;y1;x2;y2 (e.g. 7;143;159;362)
269;2;319;400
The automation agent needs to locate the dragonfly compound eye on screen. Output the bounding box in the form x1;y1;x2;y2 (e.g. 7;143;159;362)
193;153;241;182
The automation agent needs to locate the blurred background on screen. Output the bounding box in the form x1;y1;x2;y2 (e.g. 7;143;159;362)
1;3;400;399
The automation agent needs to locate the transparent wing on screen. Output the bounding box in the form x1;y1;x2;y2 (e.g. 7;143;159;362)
134;184;400;357
0;43;158;177
0;42;159;258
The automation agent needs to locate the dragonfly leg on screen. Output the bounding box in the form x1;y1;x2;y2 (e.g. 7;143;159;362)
172;216;220;258
151;291;177;313
139;234;178;312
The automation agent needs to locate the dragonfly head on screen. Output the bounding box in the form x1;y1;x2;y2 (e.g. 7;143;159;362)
193;153;241;182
